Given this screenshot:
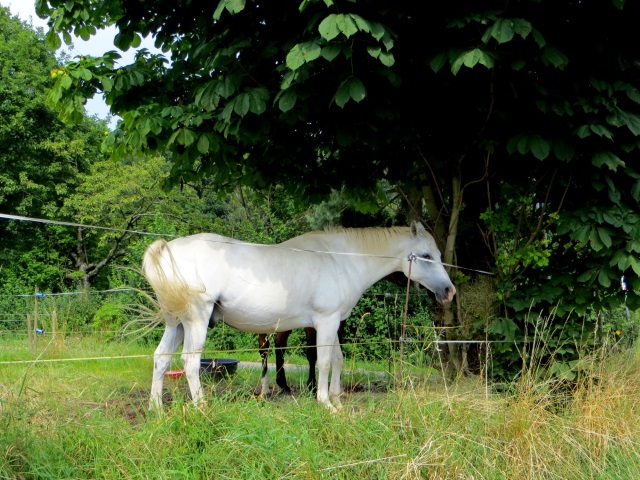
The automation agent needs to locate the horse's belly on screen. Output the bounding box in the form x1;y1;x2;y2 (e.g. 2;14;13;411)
215;308;313;333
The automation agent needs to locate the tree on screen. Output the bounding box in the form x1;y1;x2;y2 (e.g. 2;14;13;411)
39;0;640;377
0;6;107;293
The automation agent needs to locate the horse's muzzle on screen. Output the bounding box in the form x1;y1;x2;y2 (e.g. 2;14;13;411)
438;284;456;304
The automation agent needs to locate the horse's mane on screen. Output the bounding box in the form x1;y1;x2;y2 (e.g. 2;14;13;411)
306;226;413;255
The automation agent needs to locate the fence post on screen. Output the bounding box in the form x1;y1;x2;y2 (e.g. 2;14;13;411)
51;309;59;348
27;313;34;354
33;289;39;356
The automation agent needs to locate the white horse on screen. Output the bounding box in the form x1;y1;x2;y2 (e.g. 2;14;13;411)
142;222;456;412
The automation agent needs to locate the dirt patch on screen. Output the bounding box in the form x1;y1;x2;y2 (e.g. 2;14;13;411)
86;365;394;423
78;387;149;425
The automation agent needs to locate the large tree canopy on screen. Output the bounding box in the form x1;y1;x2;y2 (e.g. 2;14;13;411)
37;0;640;375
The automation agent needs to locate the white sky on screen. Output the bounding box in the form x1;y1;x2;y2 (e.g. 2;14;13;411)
1;0;159;127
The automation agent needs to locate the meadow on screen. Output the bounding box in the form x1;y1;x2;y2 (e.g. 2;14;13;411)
2;334;640;479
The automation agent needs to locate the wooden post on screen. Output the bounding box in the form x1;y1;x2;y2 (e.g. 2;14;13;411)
51;310;59;348
27;313;34;354
398;255;414;383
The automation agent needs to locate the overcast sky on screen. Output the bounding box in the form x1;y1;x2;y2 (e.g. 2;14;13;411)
1;0;158;127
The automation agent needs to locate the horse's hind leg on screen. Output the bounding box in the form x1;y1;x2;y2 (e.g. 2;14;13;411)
274;330;292;393
150;323;185;411
258;334;270;396
181;310;211;406
305;327;317;392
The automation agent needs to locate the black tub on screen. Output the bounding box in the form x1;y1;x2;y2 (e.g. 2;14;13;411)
200;358;239;377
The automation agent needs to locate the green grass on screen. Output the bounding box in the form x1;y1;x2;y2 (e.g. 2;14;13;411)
2;335;640;479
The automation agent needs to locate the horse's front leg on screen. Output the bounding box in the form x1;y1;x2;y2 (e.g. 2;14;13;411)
150;323;185;411
307;321;345;394
181;315;210;406
329;334;344;410
315;315;342;413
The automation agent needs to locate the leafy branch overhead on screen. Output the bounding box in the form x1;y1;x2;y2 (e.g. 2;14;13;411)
36;0;640;315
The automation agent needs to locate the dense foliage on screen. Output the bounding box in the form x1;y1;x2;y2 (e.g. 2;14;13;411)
2;2;640;380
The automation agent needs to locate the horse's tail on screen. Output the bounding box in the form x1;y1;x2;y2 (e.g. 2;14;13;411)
142;239;203;322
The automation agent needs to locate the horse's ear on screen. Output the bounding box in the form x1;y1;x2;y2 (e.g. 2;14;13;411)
410;221;426;237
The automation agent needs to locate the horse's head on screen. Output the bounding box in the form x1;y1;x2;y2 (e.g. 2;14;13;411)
401;222;456;304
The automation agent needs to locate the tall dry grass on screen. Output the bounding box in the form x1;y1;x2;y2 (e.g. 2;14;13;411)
1;334;640;479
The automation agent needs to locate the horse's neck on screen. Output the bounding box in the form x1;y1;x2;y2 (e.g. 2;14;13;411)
323;230;406;291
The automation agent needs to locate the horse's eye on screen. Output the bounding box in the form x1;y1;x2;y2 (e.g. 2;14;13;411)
422;253;432;261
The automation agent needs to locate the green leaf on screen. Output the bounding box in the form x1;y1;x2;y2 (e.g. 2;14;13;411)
530;135;550;160
597;228;612;248
197;134;209;154
592;151;624;171
367;45;381;59
369;22;385;41
57;74;72;90
626;85;640;104
574;225;590;244
176;128;196;146
72;68;93;81
213;0;225;20
225;0;245;14
598;269;612;288
532;29;546;48
484;18;532;44
333;80;350;108
278;90;297;112
576;125;591;139
248;88;267;114
336;14;358;38
322;44;341;62
130;33;142;48
494;19;514;43
630;257;640;275
195;83;219;111
45;30;62;50
589;124;613;139
553;139;574;161
430;52;447;73
632;180;640;202
286;41;321;71
624;112;640;135
589;228;604;251
127;131;142;149
280;71;295;90
463;49;482;68
101;76;114;93
512;18;533;39
77;25;91;41
511;59;526;71
218;77;237;99
350;14;370;33
577;271;593;282
233;93;250;116
451;49;493;75
378;51;395;67
542;46;568;69
319;14;340;41
348;77;366;102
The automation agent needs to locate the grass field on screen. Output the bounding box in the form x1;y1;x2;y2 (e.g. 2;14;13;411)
2;334;640;479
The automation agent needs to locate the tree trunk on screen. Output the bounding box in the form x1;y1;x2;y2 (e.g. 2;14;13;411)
441;173;465;376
